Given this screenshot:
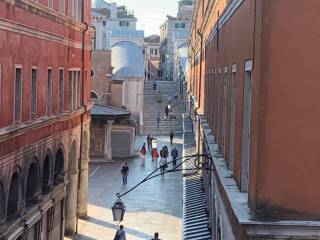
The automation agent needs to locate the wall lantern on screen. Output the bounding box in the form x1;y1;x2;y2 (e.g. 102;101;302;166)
112;197;126;222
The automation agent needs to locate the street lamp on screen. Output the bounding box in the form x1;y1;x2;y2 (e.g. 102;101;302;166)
111;195;126;222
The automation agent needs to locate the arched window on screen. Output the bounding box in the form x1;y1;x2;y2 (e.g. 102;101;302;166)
7;173;20;219
91;91;99;100
26;162;40;205
42;155;52;193
54;149;64;185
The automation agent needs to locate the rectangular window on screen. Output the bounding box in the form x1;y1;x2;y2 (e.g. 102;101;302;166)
73;71;77;110
59;69;64;113
77;71;81;108
31;68;37;119
60;0;65;14
241;60;253;192
222;66;228;155
229;64;237;170
14;67;22;123
103;21;106;26
48;0;53;9
68;71;73;111
47;69;52;115
155;49;158;56
119;21;129;27
84;69;87;104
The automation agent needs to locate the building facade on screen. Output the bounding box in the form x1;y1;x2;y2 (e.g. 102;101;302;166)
92;0;144;50
111;41;145;134
143;35;161;81
0;0;92;239
160;0;194;81
188;0;320;239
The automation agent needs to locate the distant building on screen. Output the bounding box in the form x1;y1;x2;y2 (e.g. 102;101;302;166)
175;43;189;101
92;0;144;49
143;35;161;80
112;41;145;134
90;50;136;161
90;104;136;161
160;0;194;81
0;0;92;239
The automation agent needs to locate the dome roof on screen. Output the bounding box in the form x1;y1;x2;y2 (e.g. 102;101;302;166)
111;41;144;79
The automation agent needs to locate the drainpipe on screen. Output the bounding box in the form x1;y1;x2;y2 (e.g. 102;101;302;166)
76;1;89;234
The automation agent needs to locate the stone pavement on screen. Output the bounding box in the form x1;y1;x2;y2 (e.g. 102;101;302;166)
74;135;183;240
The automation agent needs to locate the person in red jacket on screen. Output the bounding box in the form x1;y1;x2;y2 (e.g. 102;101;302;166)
140;143;147;166
151;148;159;168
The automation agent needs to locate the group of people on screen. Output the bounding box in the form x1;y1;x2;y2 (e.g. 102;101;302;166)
114;225;161;240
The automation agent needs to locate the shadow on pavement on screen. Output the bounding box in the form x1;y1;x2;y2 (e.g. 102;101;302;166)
83;217;153;239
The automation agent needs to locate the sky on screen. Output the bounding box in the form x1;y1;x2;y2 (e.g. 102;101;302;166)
102;0;179;36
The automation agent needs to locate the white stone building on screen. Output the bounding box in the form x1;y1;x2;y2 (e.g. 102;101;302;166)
160;0;194;81
111;41;145;134
92;0;145;50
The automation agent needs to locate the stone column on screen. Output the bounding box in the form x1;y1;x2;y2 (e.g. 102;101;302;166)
65;173;78;235
79;151;89;218
104;120;114;161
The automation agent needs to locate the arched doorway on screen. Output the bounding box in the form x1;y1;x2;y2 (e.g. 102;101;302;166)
26;162;40;206
42;154;52;193
65;140;78;235
7;172;20;220
54;148;65;185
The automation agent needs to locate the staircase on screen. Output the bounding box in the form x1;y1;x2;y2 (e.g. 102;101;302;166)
143;81;185;135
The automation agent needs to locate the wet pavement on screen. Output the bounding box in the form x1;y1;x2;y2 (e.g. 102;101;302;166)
76;135;183;240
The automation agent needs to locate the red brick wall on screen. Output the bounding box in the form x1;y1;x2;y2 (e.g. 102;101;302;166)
0;0;92;128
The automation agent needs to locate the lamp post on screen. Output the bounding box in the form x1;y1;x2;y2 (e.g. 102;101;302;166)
111;153;213;222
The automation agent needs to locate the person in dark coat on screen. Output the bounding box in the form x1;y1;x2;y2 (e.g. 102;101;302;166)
171;147;179;166
121;163;129;185
169;130;174;146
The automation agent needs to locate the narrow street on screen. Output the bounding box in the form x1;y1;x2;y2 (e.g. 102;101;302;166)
76;81;185;240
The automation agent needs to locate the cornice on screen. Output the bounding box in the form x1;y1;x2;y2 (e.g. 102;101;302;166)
16;0;86;31
0;104;92;143
0;17;92;50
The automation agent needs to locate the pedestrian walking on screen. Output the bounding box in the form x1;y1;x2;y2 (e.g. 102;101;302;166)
153;80;157;90
171;147;179;167
151;148;159;168
121;163;129;185
151;232;161;240
157;90;163;103
159;157;166;176
114;225;126;240
169;130;174;146
157;114;161;128
164;105;169;119
140;143;147;166
147;134;151;151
